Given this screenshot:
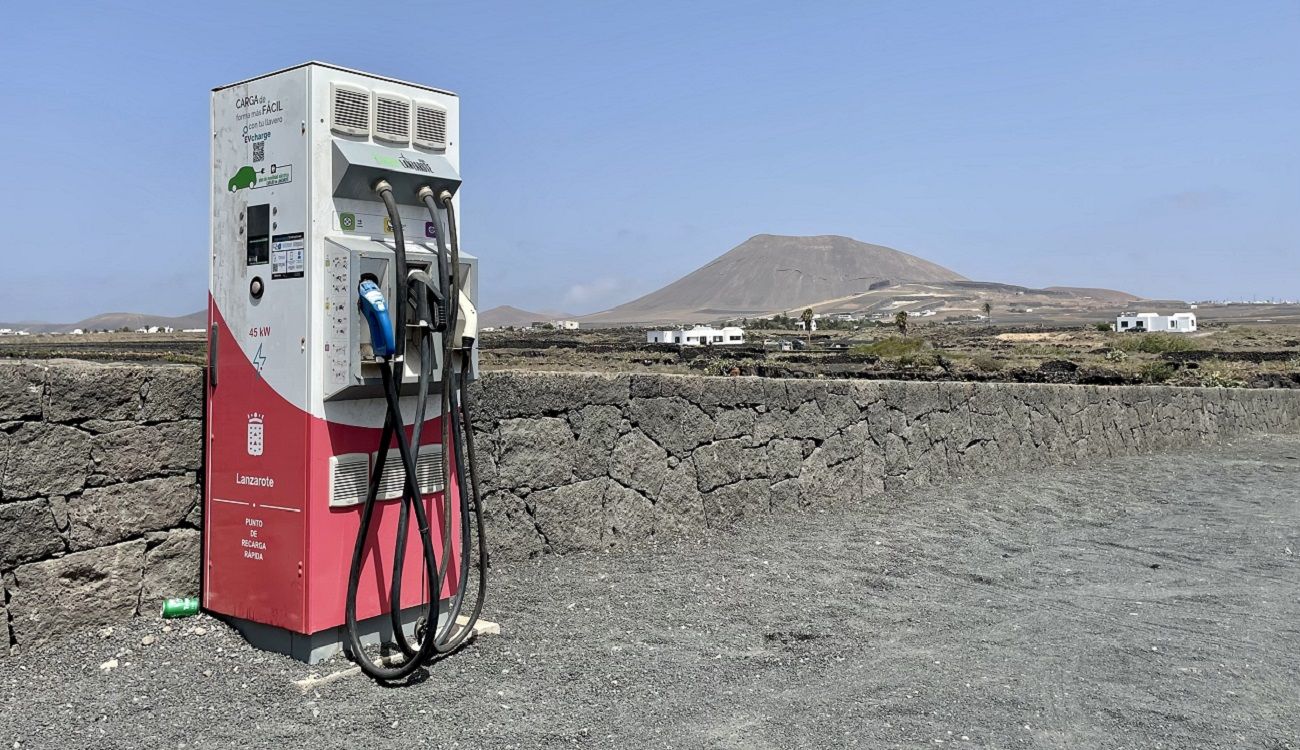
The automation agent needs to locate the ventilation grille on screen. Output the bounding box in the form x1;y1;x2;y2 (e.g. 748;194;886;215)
413;102;448;150
376;445;446;500
329;453;371;508
330;84;370;137
415;448;447;495
373;93;411;144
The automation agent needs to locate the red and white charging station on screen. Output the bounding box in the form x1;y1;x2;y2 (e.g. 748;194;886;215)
204;63;484;672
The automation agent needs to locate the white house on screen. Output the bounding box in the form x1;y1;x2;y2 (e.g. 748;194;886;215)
1115;311;1197;333
647;325;745;346
530;320;580;330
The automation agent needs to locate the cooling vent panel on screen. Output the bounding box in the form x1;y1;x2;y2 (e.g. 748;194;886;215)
329;453;371;508
373;93;411;144
376;446;446;500
415;448;447;495
413;101;448;150
330;84;370;137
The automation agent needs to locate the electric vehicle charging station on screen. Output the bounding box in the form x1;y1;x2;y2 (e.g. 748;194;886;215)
205;63;486;678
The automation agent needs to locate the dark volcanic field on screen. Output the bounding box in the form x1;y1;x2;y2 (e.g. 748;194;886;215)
479;325;1300;389
3;323;1300;388
3;434;1298;749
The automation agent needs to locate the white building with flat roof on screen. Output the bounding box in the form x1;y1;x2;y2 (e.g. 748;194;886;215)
647;325;745;346
1116;311;1197;333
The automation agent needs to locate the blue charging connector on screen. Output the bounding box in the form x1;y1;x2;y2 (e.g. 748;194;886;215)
358;279;396;359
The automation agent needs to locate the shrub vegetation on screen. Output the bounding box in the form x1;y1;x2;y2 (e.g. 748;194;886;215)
1116;334;1195;354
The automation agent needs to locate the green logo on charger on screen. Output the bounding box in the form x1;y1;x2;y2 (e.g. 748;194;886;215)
339;213;356;231
228;166;258;192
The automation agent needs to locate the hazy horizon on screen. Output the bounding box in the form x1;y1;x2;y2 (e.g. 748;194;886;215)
2;2;1296;322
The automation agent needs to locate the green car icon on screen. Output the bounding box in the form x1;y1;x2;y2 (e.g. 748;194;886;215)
228;166;258;192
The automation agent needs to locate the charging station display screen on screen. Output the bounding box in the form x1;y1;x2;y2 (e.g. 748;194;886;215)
247;203;270;266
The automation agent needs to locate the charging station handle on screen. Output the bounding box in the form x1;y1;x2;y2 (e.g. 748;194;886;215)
208;323;219;387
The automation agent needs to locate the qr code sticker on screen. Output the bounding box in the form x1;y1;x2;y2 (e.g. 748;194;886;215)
252;141;265;163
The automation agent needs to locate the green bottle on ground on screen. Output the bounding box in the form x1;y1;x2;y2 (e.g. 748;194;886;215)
160;597;200;618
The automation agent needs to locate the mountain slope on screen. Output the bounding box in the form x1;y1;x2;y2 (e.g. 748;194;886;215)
1043;287;1142;304
480;305;575;328
582;234;967;323
73;310;207;331
0;309;206;333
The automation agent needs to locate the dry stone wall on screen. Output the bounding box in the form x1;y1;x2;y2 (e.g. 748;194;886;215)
470;372;1300;561
1;361;202;650
4;361;1299;651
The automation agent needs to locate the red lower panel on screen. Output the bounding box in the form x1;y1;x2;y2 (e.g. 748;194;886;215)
304;414;462;634
204;300;461;636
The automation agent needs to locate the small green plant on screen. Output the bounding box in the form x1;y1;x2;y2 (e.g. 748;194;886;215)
1094;322;1113;332
970;354;1003;372
1140;362;1176;383
895;352;941;368
1104;349;1127;362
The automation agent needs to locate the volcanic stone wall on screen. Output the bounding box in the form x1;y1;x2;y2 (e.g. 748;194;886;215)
470;372;1300;561
0;361;202;651
4;361;1300;651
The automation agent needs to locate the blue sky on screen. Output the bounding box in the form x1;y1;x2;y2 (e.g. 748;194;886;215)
1;1;1296;322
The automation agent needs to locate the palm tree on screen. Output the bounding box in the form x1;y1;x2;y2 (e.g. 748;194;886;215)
800;308;814;345
982;301;993;324
894;310;909;337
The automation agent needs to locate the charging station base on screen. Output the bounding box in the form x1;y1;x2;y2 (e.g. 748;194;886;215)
223;603;448;664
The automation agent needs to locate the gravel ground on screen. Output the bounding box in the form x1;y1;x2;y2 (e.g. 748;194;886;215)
3;434;1298;749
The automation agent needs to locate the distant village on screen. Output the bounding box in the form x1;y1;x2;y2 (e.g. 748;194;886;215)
5;296;1293;341
0;326;206;336
478;303;1216;354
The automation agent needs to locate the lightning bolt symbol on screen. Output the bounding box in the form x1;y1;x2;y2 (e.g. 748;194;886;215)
252;343;267;375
